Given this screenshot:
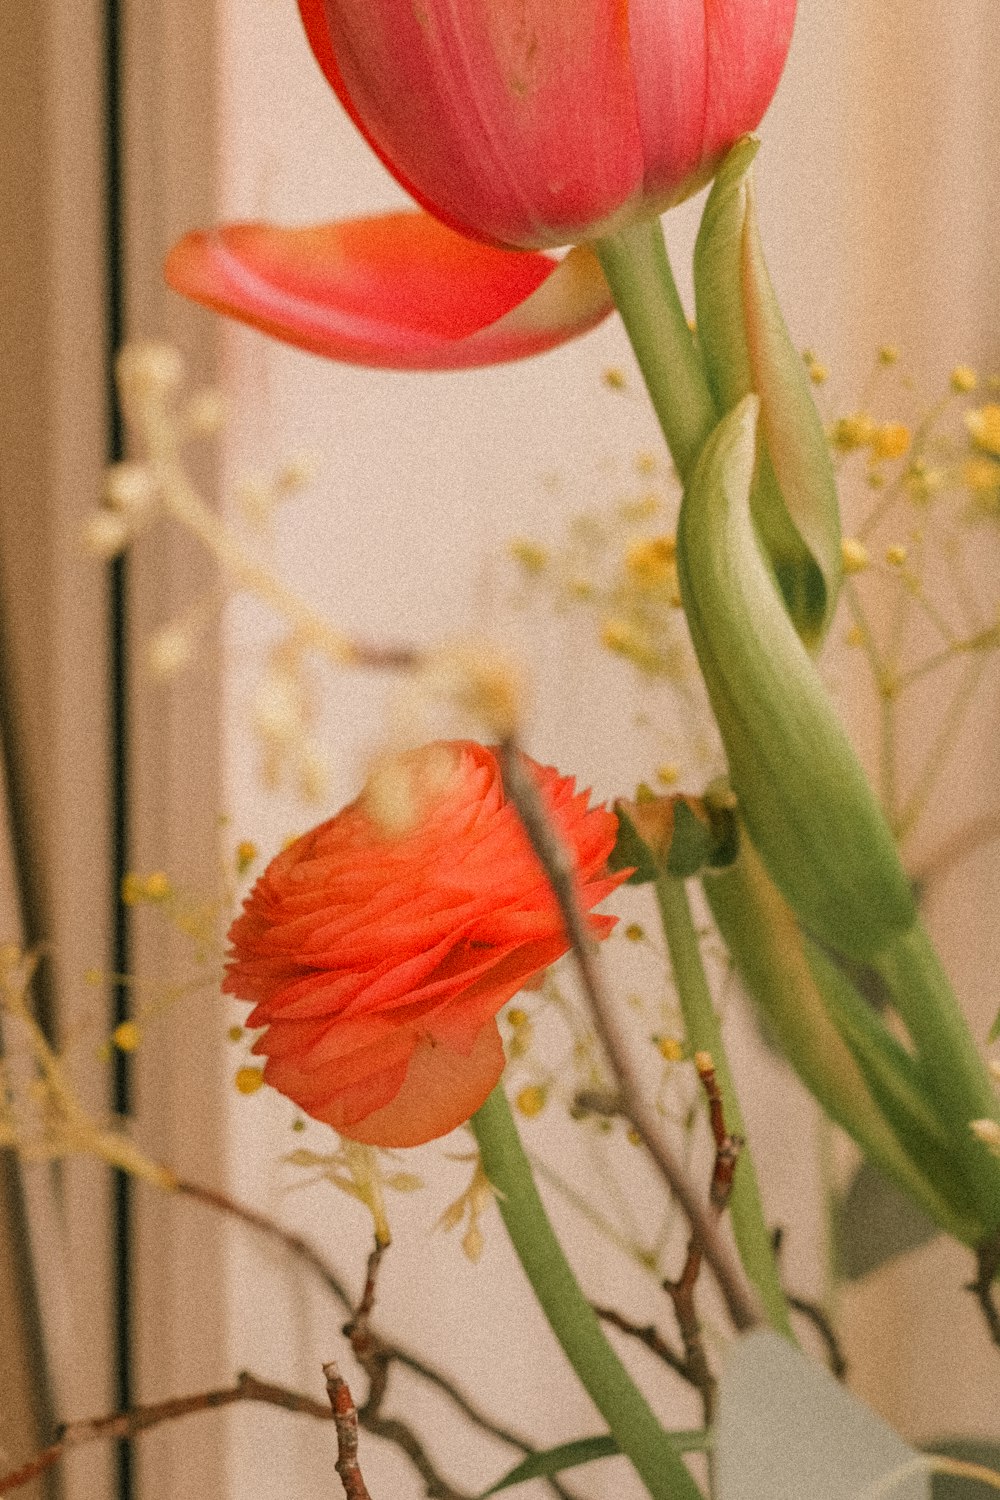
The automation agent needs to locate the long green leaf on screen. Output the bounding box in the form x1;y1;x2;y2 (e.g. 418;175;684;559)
481;1430;712;1497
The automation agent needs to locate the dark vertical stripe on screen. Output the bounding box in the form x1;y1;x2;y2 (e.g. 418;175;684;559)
104;0;133;1494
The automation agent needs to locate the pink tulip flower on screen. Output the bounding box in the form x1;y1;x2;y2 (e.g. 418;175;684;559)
298;0;798;249
167;3;795;369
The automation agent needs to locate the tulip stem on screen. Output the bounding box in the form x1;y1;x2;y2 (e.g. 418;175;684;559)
594;219;717;484
653;874;793;1338
471;1085;705;1500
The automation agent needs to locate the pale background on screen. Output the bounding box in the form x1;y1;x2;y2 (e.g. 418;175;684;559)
1;1;999;1496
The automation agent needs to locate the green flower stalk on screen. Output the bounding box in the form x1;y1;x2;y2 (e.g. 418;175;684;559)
471;1085;703;1500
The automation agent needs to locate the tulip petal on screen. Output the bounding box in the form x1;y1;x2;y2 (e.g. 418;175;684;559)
298;0;643;249
165;211;612;370
336;1021;507;1147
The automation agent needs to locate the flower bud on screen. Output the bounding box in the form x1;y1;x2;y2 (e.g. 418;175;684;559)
694;139;841;651
677;396;914;962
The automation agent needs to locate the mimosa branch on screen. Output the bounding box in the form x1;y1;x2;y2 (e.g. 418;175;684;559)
496;738;764;1333
968;1235;1000;1352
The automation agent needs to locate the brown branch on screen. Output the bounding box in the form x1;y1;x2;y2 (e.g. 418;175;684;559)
342;1240;471;1500
496;737;763;1334
968;1235;1000;1351
175;1176;354;1308
770;1228;847;1381
0;1373;334;1496
910;811;1000;899
785;1295;848;1381
661;1055;742;1427
592;1305;691;1384
172;1177;579;1499
325;1363;374;1500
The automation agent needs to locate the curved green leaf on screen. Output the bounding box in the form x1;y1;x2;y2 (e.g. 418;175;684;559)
718;1331;930;1500
835;1161;941;1281
480;1430;711;1497
677;397;914;962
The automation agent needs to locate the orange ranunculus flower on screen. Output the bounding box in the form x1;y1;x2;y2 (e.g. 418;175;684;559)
223;741;626;1147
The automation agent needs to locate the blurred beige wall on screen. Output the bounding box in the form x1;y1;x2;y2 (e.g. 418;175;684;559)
212;0;1000;1489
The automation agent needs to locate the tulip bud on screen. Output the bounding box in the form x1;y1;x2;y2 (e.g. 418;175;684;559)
694;139;841;651
677;396;914;962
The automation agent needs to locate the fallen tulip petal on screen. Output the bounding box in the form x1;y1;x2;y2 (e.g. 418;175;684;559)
165;210;612;369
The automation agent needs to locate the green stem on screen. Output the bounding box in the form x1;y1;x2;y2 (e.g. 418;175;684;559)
594;219;718;484
703;840;976;1242
654;875;793;1338
873;921;1000;1230
471;1086;703;1500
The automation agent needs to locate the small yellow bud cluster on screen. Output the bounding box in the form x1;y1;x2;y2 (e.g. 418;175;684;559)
148;620;197;680
227;1024;245;1043
509;538;549;575
515;1084;548;1118
870;423;911;461
506;1005;533;1059
599;617;672;674
634;450;658;477
438;1158;496;1263
962;456;1000;515
951;365;978;394
624;923;645;943
841;537;870;575
254;647;328;804
602;366;627;391
234;1066;265;1096
830;412;912;473
653;1034;685;1063
121;870;173;906
117;341;184;400
111;1021;142;1053
415;643;525;742
235;839;259;876
966;404;1000;458
904;458;944;502
885;544;908;568
831;413;877;452
878;345;900;367
624;534;677;590
84;462;159;560
619;492;663;525
802;349;828;385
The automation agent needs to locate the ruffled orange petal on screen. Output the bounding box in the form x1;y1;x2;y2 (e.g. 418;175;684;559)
331;1021;507;1147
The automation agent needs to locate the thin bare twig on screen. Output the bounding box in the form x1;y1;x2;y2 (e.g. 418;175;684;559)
770;1228;848;1382
0;1373;334;1496
496;737;763;1334
662;1055;742;1427
325;1363;374;1500
174;1175;576;1497
591;1305;691;1384
910;810;1000;899
785;1294;848;1381
342;1240;471;1500
968;1235;1000;1351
